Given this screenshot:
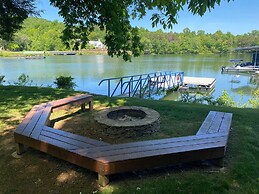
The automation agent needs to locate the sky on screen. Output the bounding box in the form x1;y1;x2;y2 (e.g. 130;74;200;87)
36;0;259;35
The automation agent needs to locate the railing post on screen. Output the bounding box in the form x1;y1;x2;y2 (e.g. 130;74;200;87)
148;78;151;97
156;76;159;93
139;75;142;97
129;80;131;97
120;78;123;95
108;80;111;97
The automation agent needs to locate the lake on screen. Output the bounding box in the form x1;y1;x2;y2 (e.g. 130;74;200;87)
0;54;258;104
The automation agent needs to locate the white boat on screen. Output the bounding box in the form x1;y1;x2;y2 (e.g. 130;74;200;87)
222;46;259;73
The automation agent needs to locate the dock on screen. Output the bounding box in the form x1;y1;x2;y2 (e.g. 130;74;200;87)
179;77;216;91
48;51;77;55
99;72;216;98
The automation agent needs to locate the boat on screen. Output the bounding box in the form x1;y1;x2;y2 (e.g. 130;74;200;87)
222;46;259;73
25;55;46;59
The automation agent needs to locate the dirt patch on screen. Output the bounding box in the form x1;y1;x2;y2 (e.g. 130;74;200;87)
51;107;160;144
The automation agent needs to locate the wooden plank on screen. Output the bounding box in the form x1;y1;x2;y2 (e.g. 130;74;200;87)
85;137;227;162
76;132;227;157
219;113;232;133
40;130;94;149
50;94;91;105
97;141;226;164
42;126;109;146
22;103;48;137
39;135;79;150
15;105;40;135
30;104;52;139
196;111;217;135
183;77;216;87
14;133;102;173
207;111;225;133
50;94;92;111
82;135;227;158
98;146;225;175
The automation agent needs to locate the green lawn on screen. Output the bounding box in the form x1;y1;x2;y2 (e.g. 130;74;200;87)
0;86;258;194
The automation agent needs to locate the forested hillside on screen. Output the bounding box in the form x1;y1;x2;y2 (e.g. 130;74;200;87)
4;18;66;51
139;28;259;54
1;17;258;54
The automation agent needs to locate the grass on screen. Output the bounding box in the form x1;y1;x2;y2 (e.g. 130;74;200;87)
0;85;258;194
0;51;25;57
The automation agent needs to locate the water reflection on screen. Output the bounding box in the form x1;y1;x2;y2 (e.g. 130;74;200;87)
0;54;258;103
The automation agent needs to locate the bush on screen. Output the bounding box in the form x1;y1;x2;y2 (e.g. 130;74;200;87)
13;73;33;86
249;89;259;108
0;75;5;85
215;90;236;107
54;76;77;89
179;90;237;107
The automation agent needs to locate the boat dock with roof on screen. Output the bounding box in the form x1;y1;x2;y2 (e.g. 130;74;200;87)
222;46;259;73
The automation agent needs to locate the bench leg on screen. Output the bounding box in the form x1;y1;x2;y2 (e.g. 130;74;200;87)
81;103;86;112
212;158;224;167
16;143;25;155
89;100;93;111
98;174;109;186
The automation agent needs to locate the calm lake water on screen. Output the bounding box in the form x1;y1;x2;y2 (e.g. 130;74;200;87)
1;54;258;103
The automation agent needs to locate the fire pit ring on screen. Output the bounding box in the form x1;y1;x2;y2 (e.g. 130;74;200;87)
94;106;160;137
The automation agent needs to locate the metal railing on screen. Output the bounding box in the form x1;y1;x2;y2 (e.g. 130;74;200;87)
98;71;184;98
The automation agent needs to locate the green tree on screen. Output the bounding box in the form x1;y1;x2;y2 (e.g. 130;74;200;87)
50;0;233;61
15;18;66;51
0;0;39;41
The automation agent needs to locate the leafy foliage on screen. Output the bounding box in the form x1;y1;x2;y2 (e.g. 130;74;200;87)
249;89;259;108
139;28;259;54
2;17;259;55
179;90;240;107
216;90;236;107
14;18;66;51
0;75;5;85
0;0;39;41
54;76;77;89
13;73;32;86
49;0;233;60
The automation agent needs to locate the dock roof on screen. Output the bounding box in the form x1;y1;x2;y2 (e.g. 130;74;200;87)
234;46;259;51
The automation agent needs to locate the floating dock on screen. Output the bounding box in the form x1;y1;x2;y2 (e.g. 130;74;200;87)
49;51;77;55
179;77;216;91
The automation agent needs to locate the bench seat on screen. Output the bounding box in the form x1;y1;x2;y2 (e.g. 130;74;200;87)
74;133;228;176
196;111;232;135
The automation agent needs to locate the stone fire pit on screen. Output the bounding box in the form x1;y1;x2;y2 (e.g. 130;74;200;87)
94;106;160;137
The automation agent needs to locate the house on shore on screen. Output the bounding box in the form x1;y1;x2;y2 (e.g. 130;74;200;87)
88;39;104;49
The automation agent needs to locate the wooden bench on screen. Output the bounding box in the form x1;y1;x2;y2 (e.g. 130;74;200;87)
14;94;103;154
14;96;232;186
75;111;232;186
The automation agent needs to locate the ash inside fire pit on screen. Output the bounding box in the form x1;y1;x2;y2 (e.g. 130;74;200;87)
94;106;160;137
107;109;146;122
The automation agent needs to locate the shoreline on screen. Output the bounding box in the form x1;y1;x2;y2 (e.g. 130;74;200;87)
0;49;108;58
